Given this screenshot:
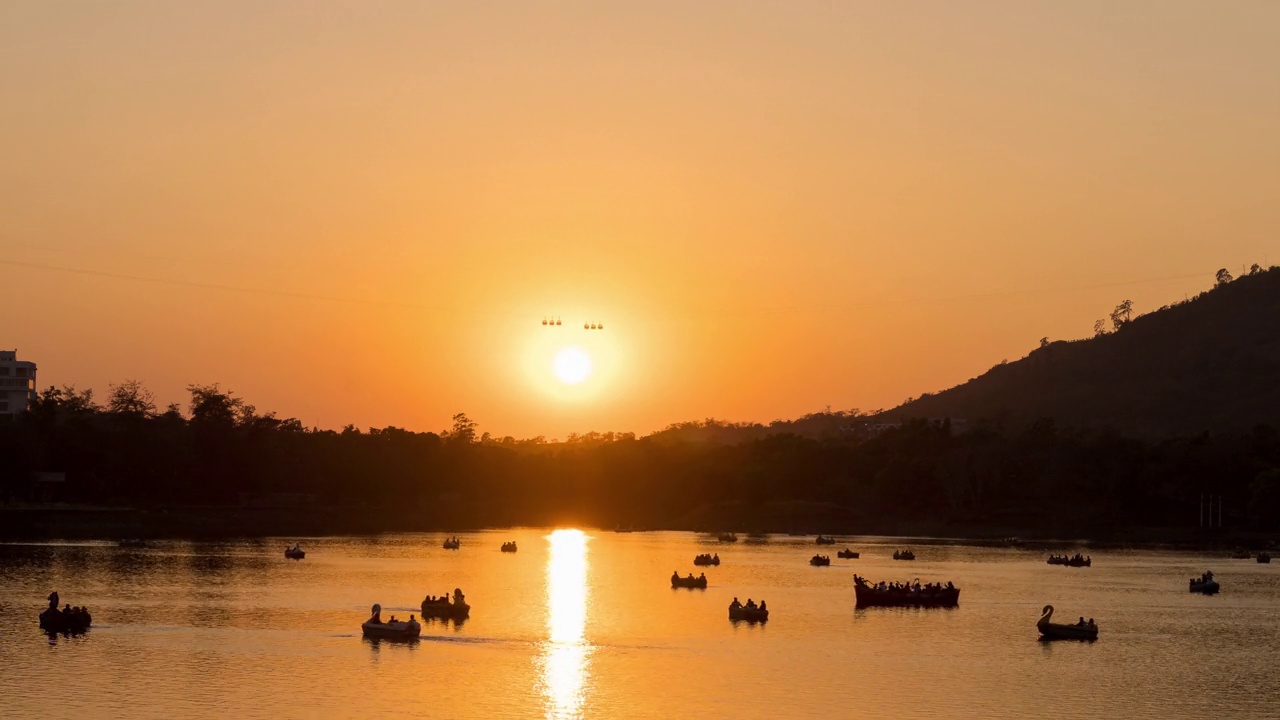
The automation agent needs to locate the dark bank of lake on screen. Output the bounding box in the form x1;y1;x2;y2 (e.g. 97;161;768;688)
4;531;1280;719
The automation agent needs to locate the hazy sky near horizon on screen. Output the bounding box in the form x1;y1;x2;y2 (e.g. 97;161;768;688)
2;1;1277;438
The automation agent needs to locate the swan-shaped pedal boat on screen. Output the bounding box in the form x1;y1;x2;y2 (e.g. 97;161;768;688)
39;592;91;634
815;535;836;545
1189;571;1219;595
362;604;421;640
420;589;471;620
837;548;859;559
1037;605;1098;641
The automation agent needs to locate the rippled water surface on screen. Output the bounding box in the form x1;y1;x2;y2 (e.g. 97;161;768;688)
3;531;1279;719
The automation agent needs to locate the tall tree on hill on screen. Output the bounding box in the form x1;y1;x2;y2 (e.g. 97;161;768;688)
1110;299;1134;331
1216;268;1233;287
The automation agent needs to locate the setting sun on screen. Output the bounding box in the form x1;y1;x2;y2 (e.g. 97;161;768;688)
553;348;593;385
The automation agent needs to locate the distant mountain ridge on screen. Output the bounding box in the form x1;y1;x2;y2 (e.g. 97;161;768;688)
885;267;1280;437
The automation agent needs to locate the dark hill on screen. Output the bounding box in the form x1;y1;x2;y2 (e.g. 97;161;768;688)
887;267;1280;437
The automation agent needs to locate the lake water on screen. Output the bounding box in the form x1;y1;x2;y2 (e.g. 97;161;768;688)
2;531;1278;719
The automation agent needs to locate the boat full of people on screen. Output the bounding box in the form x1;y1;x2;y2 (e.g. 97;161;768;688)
1036;605;1098;641
285;543;306;560
728;597;768;622
1259;553;1272;564
671;571;708;589
892;549;915;561
501;541;518;553
39;592;92;634
1047;554;1091;567
853;575;959;608
815;535;836;545
420;589;471;620
1189;571;1219;595
694;553;720;566
837;548;859;559
810;554;831;566
442;536;461;550
717;533;739;543
362;604;421;640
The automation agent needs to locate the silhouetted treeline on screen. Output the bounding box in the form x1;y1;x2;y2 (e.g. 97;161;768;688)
3;382;1280;536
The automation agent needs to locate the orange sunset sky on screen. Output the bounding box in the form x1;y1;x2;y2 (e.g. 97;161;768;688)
1;2;1277;438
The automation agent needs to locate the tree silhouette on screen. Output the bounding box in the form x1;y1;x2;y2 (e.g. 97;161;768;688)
1110;299;1134;331
1216;268;1233;287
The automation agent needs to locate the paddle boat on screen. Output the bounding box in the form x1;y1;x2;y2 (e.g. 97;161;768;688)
420;589;471;620
671;571;708;589
853;575;959;608
500;541;518;553
1259;553;1272;564
285;544;305;560
1037;605;1098;641
728;599;768;623
810;554;831;566
39;592;91;634
442;536;461;550
361;604;421;640
892;549;916;561
1047;554;1091;567
717;533;738;543
815;535;836;545
1189;571;1219;594
693;553;720;566
837;548;859;559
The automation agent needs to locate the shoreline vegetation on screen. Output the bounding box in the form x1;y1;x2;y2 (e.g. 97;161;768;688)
4;269;1279;544
0;504;1274;549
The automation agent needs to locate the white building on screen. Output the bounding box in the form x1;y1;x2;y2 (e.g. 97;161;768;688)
0;350;37;418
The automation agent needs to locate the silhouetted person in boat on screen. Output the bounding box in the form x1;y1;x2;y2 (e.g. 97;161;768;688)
698;573;706;581
713;553;719;562
1088;618;1096;628
409;615;416;623
759;600;767;612
454;588;465;606
369;605;383;624
1077;617;1085;626
49;591;59;612
672;571;679;584
730;597;742;610
745;599;756;609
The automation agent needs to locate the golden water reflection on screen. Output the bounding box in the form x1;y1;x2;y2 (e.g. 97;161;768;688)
541;529;591;719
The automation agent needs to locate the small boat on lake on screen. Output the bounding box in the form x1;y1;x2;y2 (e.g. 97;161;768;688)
1047;554;1091;567
671;571;708;589
1037;605;1098;641
39;592;92;634
892;549;915;561
853;575;959;608
284;544;305;560
717;533;738;543
420;589;470;620
1189;571;1219;595
837;548;859;559
1258;553;1271;564
362;604;420;640
500;541;517;553
442;536;461;550
815;535;836;545
728;598;768;622
694;553;720;566
810;554;831;566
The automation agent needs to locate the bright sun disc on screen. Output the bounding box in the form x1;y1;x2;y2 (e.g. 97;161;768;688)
553;347;592;385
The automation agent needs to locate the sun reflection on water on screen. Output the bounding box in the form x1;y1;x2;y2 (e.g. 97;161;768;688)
541;529;591;719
